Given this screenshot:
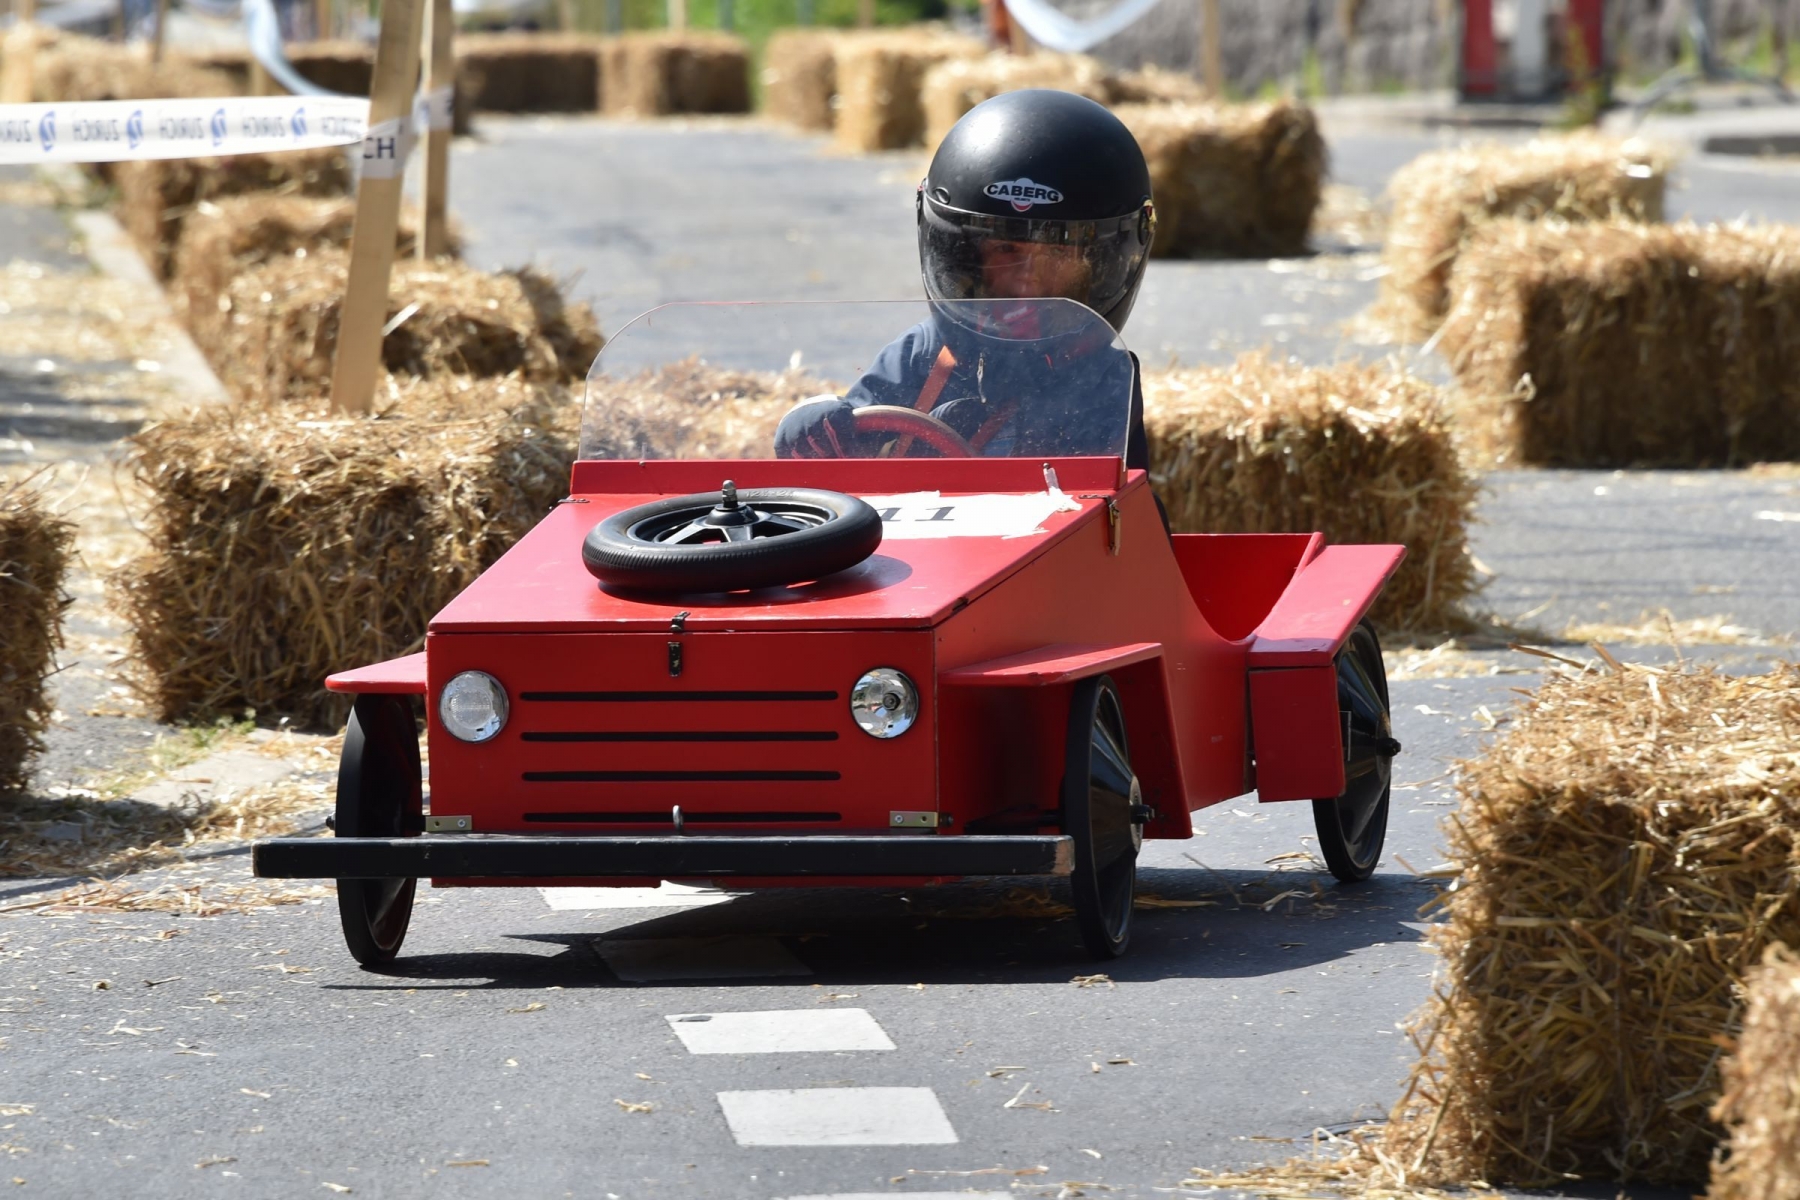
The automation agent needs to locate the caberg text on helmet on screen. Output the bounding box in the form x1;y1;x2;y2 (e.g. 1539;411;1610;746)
984;178;1063;213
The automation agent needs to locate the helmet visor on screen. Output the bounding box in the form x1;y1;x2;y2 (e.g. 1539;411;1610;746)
920;199;1152;325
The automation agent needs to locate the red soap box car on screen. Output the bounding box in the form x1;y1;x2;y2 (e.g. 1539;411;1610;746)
255;299;1404;963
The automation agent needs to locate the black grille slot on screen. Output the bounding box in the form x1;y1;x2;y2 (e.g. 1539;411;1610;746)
520;690;838;703
521;731;838;743
523;811;842;824
523;770;840;783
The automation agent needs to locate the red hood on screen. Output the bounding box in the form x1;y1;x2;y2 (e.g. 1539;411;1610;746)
428;457;1129;635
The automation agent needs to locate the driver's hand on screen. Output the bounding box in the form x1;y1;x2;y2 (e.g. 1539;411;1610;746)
775;397;859;459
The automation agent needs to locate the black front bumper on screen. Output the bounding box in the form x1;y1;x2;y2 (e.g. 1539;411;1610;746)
253;834;1074;880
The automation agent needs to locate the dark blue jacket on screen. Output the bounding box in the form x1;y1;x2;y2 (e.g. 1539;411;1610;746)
844;319;1152;471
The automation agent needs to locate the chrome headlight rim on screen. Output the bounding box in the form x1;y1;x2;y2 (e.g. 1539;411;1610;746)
438;670;509;743
850;667;918;739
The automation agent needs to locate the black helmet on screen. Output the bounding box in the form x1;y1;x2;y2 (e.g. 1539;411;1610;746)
918;89;1155;334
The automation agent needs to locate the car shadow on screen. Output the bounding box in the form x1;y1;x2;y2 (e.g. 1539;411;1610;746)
327;865;1435;991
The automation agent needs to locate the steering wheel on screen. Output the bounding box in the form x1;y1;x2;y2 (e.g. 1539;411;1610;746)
848;405;976;458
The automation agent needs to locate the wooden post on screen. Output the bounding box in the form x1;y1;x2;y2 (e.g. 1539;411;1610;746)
668;0;686;31
1775;0;1793;84
420;0;453;260
857;0;874;29
1199;0;1223;97
718;0;732;31
249;56;275;94
315;0;333;39
557;0;575;32
152;0;170;63
1;0;36;105
606;0;623;32
327;0;427;415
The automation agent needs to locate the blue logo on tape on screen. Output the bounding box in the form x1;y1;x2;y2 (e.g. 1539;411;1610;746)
290;107;308;139
210;107;227;148
126;109;144;150
37;111;55;153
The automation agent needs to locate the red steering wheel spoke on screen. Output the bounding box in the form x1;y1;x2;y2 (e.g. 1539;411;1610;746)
847;405;977;458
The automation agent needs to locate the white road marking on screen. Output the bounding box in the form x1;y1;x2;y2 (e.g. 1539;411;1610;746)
779;1194;1011;1200
717;1087;957;1147
595;936;811;982
539;882;740;911
666;1008;895;1055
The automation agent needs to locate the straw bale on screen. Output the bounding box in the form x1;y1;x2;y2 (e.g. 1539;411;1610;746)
113;147;353;279
171;196;448;352
599;31;750;118
833;30;985;153
920;53;1113;148
582;359;840;460
761;28;839;132
1440;219;1800;468
1143;355;1477;631
1105;64;1208;106
214;250;602;405
1116;100;1325;258
1377;662;1800;1188
285;40;374;97
174;45;254;90
22;30;237;102
0;481;75;794
116;375;578;728
456;32;603;112
1380;134;1672;338
1709;944;1800;1200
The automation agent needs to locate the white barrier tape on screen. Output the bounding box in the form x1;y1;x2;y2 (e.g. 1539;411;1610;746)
413;86;455;134
357;115;415;179
1004;0;1168;54
0;95;369;165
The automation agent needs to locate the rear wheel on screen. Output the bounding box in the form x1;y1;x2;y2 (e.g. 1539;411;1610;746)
1311;621;1399;883
335;694;422;967
1062;676;1144;959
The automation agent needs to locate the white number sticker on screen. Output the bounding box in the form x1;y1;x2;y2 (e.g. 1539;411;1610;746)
859;492;1083;539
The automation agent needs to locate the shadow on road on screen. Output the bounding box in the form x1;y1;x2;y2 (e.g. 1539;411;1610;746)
327;865;1435;992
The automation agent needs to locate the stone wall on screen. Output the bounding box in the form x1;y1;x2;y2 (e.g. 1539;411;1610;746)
1039;0;1794;95
1611;0;1798;77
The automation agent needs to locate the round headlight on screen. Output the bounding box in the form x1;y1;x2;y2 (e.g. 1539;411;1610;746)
439;670;508;743
850;668;918;739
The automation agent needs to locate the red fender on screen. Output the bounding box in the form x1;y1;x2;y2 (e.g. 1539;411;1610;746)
1247;545;1405;802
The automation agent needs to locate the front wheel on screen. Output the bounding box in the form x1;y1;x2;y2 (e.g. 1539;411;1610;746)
1311;621;1399;883
1062;676;1144;959
335;694;422;966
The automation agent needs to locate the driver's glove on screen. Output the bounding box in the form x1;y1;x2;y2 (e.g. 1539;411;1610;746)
775;396;858;459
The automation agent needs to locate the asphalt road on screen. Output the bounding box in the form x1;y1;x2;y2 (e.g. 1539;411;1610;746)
5;125;1800;1199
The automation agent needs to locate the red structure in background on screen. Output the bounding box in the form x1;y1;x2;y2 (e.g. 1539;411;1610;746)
1459;0;1607;99
983;0;1016;51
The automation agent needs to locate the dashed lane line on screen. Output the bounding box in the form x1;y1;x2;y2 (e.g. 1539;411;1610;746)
777;1194;1011;1199
717;1087;959;1147
666;1008;896;1054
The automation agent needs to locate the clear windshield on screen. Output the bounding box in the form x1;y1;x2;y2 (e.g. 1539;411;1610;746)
579;299;1133;462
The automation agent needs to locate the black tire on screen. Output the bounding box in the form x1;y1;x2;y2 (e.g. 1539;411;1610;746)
1061;675;1144;959
582;485;883;593
1311;621;1398;884
335;695;422;967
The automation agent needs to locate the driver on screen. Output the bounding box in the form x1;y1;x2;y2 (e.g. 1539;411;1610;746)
774;89;1156;465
